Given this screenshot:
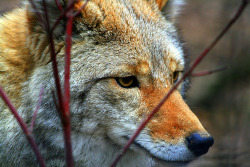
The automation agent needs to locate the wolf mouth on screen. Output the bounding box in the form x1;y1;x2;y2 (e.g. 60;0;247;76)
122;136;192;166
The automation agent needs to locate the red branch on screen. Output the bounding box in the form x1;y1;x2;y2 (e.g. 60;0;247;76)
64;13;73;121
191;66;227;77
41;0;89;166
0;87;46;167
110;0;249;166
40;0;74;165
51;2;75;32
51;0;90;32
60;1;90;166
30;85;45;132
55;0;63;12
62;10;74;167
39;0;65;111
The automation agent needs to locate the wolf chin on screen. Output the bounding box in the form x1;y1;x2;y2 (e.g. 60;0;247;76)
0;0;214;166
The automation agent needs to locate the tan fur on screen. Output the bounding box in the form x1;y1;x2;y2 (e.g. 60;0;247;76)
0;9;32;105
0;0;212;166
145;89;206;143
156;0;169;9
0;8;64;106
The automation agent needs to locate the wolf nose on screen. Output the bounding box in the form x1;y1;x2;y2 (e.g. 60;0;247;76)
186;133;214;157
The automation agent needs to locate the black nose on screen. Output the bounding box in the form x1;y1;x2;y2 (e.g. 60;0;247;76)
186;133;214;157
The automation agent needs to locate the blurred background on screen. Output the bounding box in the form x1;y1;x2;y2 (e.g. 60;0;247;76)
178;1;250;167
1;0;250;167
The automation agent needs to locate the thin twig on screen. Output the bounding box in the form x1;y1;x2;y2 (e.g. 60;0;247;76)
27;0;45;27
0;87;46;167
55;0;63;12
63;10;74;167
45;1;89;166
51;0;90;32
64;14;73;120
30;85;45;132
51;0;76;32
41;0;65;115
40;0;74;166
191;66;228;77
60;1;90;166
110;1;249;166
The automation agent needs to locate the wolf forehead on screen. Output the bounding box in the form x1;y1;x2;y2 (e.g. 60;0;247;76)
76;0;165;34
74;0;185;69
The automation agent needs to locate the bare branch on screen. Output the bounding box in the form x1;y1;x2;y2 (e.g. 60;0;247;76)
40;0;89;166
191;66;228;77
0;87;46;167
30;85;45;132
55;0;63;12
62;11;74;167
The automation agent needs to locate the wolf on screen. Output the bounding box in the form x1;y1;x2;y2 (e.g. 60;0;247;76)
0;0;214;166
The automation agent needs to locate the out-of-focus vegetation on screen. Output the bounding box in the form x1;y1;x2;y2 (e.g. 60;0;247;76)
0;0;249;167
178;0;250;167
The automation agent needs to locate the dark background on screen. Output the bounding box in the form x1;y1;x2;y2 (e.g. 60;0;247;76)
1;0;250;167
178;1;250;167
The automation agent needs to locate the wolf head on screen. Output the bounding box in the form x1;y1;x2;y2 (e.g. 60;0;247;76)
0;0;213;166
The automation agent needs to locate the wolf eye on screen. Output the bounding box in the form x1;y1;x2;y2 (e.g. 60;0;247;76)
115;76;138;88
173;71;180;84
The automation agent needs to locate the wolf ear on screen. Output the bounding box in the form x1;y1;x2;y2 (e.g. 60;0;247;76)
155;0;185;21
155;0;169;9
27;0;67;36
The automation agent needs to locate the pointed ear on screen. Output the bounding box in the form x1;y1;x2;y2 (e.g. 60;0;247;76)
156;0;185;21
155;0;169;10
27;0;67;36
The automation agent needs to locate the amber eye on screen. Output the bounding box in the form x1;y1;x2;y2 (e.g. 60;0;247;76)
173;71;179;84
115;76;138;88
